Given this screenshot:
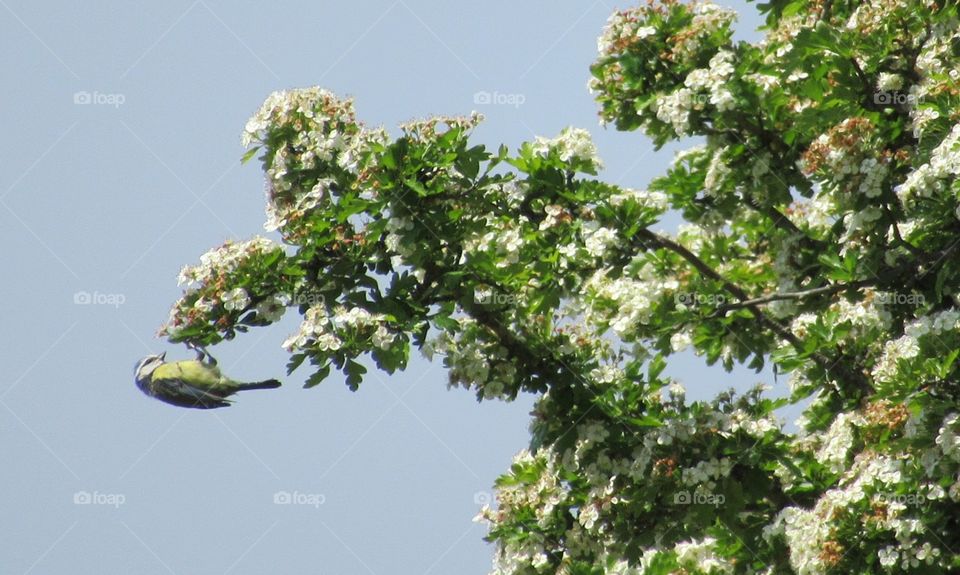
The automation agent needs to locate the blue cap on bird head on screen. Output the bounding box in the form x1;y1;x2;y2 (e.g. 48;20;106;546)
134;352;166;382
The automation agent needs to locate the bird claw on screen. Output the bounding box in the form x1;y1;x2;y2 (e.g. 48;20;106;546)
187;342;218;366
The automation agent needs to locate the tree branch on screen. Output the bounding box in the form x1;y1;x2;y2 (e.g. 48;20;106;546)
634;228;873;395
715;280;873;314
744;195;826;251
635;228;800;346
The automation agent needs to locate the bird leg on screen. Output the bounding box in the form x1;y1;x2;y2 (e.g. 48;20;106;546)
187;342;218;366
199;346;217;366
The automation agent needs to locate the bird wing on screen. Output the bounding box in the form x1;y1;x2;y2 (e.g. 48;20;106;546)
153;360;225;387
148;376;233;409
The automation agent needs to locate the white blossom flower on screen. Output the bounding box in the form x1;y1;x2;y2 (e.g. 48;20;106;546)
539;204;565;230
877;73;904;92
256;294;288;322
674;537;733;574
655;88;696;135
532;127;604;169
817;412;861;473
636;25;657;39
897;122;960;203
222;288;250;312
670;330;692;352
372;325;396;350
879;546;899;567
584;226;618;258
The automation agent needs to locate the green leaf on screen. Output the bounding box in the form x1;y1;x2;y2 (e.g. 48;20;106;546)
795;20;848;58
457;149;482;179
380;147;398;169
345;359;367;390
648;353;667;380
627;415;662;428
939;349;960;378
286;353;307;375
432;311;459;331
241;146;260;164
303;362;331;388
403;178;429;197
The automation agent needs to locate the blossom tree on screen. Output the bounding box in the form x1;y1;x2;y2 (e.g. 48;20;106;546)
160;0;960;572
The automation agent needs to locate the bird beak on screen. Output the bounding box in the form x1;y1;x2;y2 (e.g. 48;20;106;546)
160;351;166;361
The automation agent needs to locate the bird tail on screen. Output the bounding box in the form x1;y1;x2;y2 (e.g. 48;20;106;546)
236;379;282;391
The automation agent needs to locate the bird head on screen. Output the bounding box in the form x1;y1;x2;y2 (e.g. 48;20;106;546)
134;352;166;388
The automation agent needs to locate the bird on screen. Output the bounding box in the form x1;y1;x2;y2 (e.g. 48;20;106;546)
134;348;280;409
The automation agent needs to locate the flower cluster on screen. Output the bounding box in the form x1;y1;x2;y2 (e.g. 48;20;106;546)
673;537;734;574
771;449;948;574
654;88;700;136
580;263;679;337
674;3;738;61
421;317;520;400
799;118;886;195
473;448;573;573
243;87;356;159
282;304;396;355
682;49;737;112
827;290;894;343
905;21;960;138
590;1;737;136
460;215;529;270
936;412;960;464
243;87;387;238
531;127;603;171
263;177;335;232
176;237;280;288
282;305;342;353
896;122;960;208
815;412;863;474
399;111;484;143
607;187;668;212
679;456;732;487
872;308;960;387
161;237;287;342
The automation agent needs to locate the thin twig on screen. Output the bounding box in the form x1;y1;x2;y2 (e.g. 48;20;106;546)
716;280;873;313
634;228;873;395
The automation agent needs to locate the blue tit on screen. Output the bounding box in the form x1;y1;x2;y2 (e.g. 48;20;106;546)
134;350;280;409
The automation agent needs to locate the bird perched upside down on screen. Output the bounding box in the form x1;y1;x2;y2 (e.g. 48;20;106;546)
134;348;280;409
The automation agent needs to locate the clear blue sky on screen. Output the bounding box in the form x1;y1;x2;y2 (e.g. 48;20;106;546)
0;1;767;573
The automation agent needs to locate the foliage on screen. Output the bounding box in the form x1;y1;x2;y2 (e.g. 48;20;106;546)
161;1;960;572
